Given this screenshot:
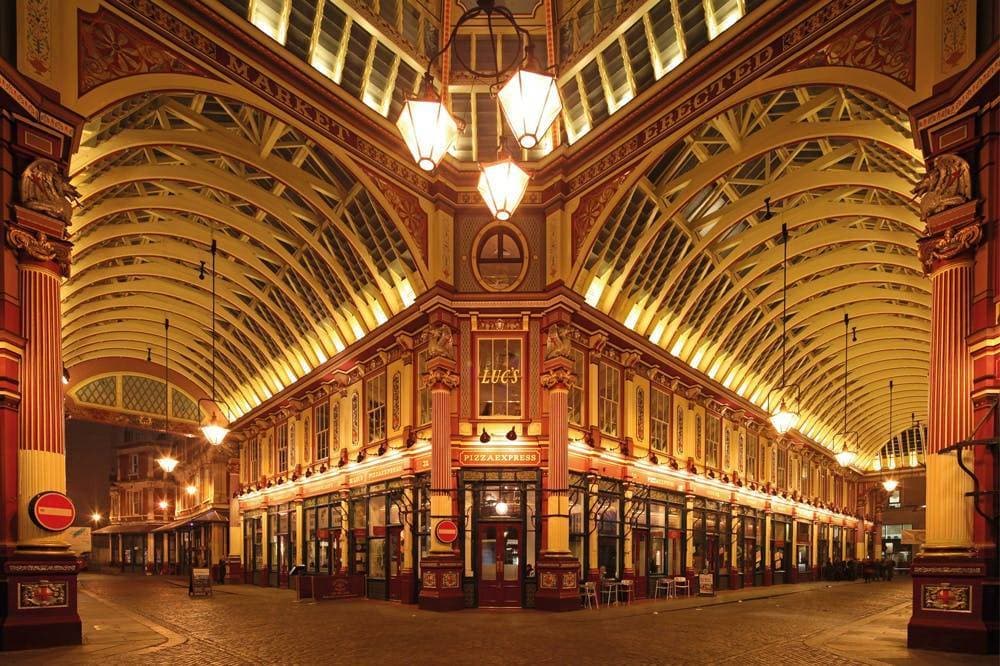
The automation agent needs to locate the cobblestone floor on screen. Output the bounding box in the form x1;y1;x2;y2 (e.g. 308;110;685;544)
6;574;993;665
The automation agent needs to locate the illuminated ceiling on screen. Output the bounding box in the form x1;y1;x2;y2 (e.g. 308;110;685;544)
66;92;426;421
577;85;926;467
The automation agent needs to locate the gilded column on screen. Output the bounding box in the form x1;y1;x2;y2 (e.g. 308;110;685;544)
536;322;581;611
16;257;68;548
417;322;463;611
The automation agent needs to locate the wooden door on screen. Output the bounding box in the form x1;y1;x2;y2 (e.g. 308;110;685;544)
634;528;649;597
478;523;521;607
388;526;403;600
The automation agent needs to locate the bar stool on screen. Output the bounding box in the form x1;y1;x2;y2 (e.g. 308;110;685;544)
673;575;690;597
619;579;635;605
581;581;599;609
653;577;672;599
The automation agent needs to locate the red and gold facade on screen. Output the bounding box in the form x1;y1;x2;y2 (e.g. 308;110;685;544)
0;0;993;654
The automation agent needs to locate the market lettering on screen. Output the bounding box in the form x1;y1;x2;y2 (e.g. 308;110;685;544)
479;365;521;385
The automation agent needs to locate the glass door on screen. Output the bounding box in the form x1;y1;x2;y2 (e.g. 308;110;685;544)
388;525;403;600
478;522;521;607
634;528;648;597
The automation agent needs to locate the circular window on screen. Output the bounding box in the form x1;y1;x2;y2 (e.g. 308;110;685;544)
472;223;529;292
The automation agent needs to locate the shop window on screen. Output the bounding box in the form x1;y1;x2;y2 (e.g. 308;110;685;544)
597;362;621;437
477;338;522;417
276;423;289;473
796;522;810;573
315;402;330;461
366;374;387;443
569;480;586;574
888;489;902;508
706;415;721;469
596;487;621;578
416;350;432;425
568;348;585;425
650;386;671;452
479;484;522;519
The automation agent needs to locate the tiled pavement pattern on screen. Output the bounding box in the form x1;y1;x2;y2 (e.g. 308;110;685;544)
7;574;993;665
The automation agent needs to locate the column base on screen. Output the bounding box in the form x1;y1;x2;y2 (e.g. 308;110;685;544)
398;569;417;604
907;548;998;655
0;549;82;651
418;553;464;611
534;553;581;612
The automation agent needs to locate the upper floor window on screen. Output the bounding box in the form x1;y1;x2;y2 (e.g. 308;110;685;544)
247;436;261;481
129;454;139;477
315;402;330;461
478;338;522;417
746;432;758;481
249;0;289;43
568;348;585;425
706;415;721;469
597;362;620;437
801;460;811;496
276;424;289;473
650;386;671;453
776;447;787;488
129;490;141;516
473;224;527;291
704;0;745;40
888;489;902;509
366;374;387;443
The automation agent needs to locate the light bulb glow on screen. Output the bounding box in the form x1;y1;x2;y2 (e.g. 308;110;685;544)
834;446;857;468
186;484;197;496
494;500;509;516
498;68;562;150
477;157;530;221
158;500;169;510
396;79;460;172
156;455;179;473
882;479;898;492
770;400;798;434
91;512;102;523
201;412;229;446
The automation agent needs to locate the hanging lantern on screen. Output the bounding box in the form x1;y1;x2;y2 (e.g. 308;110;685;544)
770;398;799;435
477;151;530;221
156;455;179;473
834;444;857;468
396;74;462;172
881;478;898;492
498;43;562;150
201;411;230;446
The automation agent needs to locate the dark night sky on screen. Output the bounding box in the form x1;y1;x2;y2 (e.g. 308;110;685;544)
65;420;162;526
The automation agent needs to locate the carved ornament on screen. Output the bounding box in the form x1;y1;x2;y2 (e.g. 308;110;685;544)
422;367;459;391
540;367;577;391
19;158;79;222
426;324;455;361
6;227;70;272
918;222;982;272
912;154;972;220
544;323;574;361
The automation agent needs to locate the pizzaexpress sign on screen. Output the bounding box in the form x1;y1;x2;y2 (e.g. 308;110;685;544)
459;449;541;466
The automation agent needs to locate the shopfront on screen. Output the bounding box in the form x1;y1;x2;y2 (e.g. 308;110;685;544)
629;485;685;598
349;480;409;601
738;507;765;588
243;510;265;585
460;469;539;608
690;498;730;592
771;514;791;584
795;521;812;581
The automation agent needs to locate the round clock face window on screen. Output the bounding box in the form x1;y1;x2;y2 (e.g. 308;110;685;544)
473;224;528;291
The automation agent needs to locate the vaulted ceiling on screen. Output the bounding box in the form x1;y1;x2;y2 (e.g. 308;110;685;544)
576;85;926;467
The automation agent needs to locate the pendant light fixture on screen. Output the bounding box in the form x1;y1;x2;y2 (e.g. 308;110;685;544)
199;238;229;446
882;380;899;492
834;313;859;467
395;0;561;215
766;198;800;435
477;138;530;221
157;318;180;474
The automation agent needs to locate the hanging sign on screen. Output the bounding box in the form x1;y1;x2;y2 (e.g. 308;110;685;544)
435;519;459;544
28;491;75;532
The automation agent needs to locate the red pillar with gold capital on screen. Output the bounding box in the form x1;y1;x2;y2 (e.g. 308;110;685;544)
0;59;83;650
535;318;582;611
906;48;998;655
417;320;464;611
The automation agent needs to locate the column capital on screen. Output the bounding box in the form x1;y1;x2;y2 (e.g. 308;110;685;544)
6;222;71;277
422;364;459;392
918;209;983;274
541;354;576;392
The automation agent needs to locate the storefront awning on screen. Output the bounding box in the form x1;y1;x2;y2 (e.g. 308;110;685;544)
153;509;229;533
92;521;165;535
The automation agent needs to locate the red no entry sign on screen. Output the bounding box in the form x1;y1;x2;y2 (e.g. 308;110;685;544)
435;519;459;544
29;491;76;532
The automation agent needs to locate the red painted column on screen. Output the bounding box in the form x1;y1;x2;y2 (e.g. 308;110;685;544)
907;48;998;655
417;321;463;611
535;320;580;611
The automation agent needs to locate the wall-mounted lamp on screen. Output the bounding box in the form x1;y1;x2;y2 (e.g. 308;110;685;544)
505;427;517;441
480;428;491;443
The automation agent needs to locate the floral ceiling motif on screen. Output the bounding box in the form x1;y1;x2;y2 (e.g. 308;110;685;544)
77;7;213;95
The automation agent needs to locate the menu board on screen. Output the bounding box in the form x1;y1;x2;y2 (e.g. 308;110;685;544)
698;573;715;596
190;568;212;597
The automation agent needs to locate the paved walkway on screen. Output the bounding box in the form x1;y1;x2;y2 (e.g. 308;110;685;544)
5;574;992;665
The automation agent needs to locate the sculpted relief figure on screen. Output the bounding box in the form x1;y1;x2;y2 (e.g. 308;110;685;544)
912;153;971;219
19;158;80;222
544;323;573;360
426;323;454;360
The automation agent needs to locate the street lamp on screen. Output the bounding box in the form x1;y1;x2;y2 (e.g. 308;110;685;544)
90;512;102;524
477;144;530;221
396;74;462;172
156;455;179;474
498;42;561;150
